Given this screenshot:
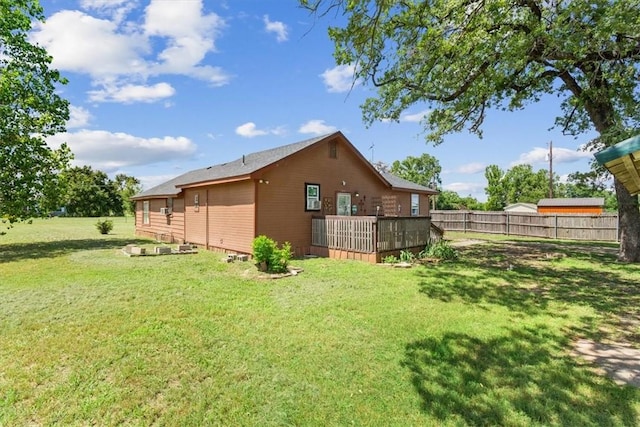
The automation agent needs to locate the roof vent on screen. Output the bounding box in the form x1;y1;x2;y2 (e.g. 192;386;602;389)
242;155;245;166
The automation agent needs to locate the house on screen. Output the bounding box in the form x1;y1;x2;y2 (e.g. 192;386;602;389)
131;132;438;259
504;202;537;213
594;133;640;196
537;198;605;214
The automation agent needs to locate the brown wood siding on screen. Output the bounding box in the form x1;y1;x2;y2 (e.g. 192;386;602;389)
184;189;207;245
537;206;603;214
134;198;185;242
255;137;400;255
207;180;256;254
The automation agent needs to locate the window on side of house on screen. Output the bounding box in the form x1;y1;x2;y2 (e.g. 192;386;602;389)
411;194;419;216
305;183;321;211
194;193;199;212
143;200;150;224
329;140;337;159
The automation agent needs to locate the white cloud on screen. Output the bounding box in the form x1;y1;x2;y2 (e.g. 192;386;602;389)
401;109;431;123
234;122;266;138
31;10;149;78
298;120;337;135
455;162;486;174
143;0;226;83
263;15;288;42
235;122;287;138
79;0;135;24
510;146;591;167
444;182;486;194
320;64;357;93
31;0;231;104
67;106;92;129
88;82;175;103
47;130;196;172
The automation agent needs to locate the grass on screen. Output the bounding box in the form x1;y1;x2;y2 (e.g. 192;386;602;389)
1;217;639;426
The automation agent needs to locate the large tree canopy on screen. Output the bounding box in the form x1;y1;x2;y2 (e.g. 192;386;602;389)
59;167;139;217
484;164;553;210
1;0;70;225
390;153;442;188
303;0;640;261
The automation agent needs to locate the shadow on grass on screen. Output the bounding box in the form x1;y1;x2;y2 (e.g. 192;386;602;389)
416;242;640;321
0;237;151;263
403;326;639;425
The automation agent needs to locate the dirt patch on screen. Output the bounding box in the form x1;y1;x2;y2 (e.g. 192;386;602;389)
573;339;640;387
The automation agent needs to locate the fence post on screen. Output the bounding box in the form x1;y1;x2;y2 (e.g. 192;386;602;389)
506;212;510;236
463;211;467;233
554;215;558;239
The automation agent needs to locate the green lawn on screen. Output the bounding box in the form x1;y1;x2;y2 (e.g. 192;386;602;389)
1;217;639;426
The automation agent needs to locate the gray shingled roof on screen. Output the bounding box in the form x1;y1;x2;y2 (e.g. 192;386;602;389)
132;133;335;199
380;171;438;193
537;197;605;207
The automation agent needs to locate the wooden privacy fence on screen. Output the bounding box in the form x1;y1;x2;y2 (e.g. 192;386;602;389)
430;210;619;242
312;216;439;253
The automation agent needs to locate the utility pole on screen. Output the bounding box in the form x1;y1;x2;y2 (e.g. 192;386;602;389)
548;141;553;198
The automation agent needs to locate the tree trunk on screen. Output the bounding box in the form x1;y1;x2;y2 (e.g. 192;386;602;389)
614;178;640;262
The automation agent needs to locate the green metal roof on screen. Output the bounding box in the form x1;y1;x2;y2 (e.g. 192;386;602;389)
594;134;640;196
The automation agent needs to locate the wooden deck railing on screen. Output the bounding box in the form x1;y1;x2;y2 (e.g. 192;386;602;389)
312;215;434;253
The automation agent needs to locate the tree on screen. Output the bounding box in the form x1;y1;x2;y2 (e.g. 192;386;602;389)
1;0;71;226
436;190;484;210
484;164;552;209
484;165;506;211
113;174;142;217
558;171;617;211
390;153;442;188
60;166;122;217
302;0;640;261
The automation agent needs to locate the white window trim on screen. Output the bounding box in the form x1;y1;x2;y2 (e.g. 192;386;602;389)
411;193;419;216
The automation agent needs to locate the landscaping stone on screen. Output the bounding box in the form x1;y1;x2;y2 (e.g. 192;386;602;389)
130;246;145;255
154;246;172;254
177;244;192;252
236;254;249;262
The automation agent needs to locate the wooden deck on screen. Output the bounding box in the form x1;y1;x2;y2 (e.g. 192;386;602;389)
311;216;442;263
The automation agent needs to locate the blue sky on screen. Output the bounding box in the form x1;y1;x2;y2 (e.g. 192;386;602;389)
35;0;597;201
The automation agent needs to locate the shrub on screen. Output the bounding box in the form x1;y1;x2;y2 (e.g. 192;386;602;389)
399;250;415;263
252;235;292;273
382;255;398;264
95;219;113;235
424;240;459;261
269;241;292;274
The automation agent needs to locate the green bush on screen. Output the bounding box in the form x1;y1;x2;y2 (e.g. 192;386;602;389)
95;219;113;235
252;235;292;273
382;255;398;264
399;250;415;263
423;240;459;261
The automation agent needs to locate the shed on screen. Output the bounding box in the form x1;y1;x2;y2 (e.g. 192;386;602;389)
504;203;537;213
537;198;605;214
594;134;640;196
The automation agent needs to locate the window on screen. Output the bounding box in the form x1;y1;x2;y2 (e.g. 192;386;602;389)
194;193;199;212
305;183;321;211
167;197;173;209
411;194;419;216
143;201;150;224
329;140;337;159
